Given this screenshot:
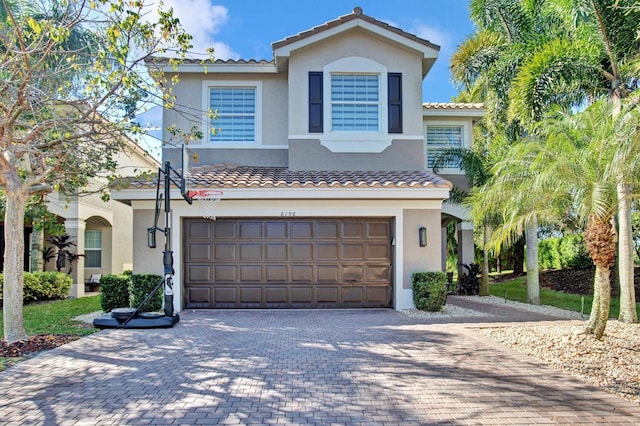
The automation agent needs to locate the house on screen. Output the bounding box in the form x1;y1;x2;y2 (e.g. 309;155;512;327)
36;138;159;298
113;7;484;311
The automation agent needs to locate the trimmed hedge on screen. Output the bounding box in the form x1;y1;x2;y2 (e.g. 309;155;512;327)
129;274;163;312
0;272;71;304
99;274;131;313
411;271;447;312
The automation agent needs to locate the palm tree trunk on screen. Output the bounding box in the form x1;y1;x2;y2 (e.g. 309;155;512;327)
30;228;44;272
617;181;637;323
586;265;611;339
480;218;489;296
526;220;540;305
3;185;29;343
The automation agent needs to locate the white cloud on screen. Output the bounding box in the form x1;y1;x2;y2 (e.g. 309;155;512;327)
155;0;239;59
412;24;452;52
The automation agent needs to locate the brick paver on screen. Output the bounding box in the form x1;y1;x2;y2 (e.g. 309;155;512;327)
1;304;639;425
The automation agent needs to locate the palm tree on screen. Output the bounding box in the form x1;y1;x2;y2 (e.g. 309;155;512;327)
450;0;562;303
474;100;629;338
47;234;76;273
507;0;640;323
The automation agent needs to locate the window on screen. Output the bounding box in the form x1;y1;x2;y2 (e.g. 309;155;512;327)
84;230;102;268
426;125;463;169
209;87;255;142
330;74;379;131
203;81;262;144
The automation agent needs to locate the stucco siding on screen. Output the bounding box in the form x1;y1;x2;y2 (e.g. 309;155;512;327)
288;29;424;137
402;209;443;290
288;139;424;171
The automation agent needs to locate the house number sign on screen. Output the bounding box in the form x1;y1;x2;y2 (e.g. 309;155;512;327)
280;211;296;216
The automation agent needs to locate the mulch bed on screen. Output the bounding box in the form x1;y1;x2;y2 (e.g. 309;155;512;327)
0;334;79;357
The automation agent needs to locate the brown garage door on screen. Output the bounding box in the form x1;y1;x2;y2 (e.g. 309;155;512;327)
183;218;393;309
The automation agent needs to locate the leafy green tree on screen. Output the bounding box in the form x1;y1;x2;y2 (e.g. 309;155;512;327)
507;0;640;323
0;0;194;343
474;100;636;338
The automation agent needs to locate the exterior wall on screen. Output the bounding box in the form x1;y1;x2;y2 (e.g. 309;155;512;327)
288;139;424;171
127;197;444;312
162;72;289;167
288;29;424;138
131;208;164;276
401;208;443;304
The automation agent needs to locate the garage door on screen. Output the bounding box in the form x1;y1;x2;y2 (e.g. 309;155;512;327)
183;218;393;308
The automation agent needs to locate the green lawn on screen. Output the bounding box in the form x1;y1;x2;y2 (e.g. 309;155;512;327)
489;276;640;318
1;295;101;370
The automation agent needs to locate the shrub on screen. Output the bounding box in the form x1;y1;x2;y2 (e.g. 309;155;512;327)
129;274;163;312
100;274;131;312
411;272;447;312
32;272;72;301
0;272;70;304
458;263;481;295
539;234;593;270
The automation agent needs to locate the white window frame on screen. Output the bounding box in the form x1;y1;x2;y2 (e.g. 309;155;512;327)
424;121;470;174
84;230;102;269
319;57;391;152
202;80;263;146
330;73;380;132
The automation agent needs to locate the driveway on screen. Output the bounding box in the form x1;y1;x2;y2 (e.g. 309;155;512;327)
1;307;639;425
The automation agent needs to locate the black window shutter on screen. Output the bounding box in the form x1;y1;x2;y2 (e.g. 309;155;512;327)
309;72;323;133
388;73;402;134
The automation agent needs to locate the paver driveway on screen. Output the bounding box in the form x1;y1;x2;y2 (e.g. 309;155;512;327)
1;308;639;425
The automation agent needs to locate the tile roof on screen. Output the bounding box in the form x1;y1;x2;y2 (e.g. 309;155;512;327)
272;7;439;51
145;57;273;65
423;102;485;110
126;166;452;190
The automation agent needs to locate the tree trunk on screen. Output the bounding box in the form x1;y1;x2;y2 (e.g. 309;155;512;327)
617;181;637;323
512;236;525;274
3;186;30;343
525;220;540;305
480;218;489;296
586;265;611;339
30;228;44;272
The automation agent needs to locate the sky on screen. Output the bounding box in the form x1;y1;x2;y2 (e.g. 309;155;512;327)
139;0;475;156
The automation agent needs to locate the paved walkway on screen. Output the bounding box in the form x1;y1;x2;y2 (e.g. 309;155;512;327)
1;301;639;425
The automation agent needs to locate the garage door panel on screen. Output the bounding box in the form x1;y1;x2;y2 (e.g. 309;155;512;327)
291;265;313;282
239;243;262;261
290;243;313;260
265;265;287;282
240;222;262;239
188;265;211;281
240;265;262;282
214;265;236;281
317;265;339;282
291;222;313;239
214;287;236;304
316;286;339;303
265;243;287;260
366;265;391;282
184;218;392;309
187;221;212;239
291;287;313;303
366;243;390;260
368;222;390;238
187;243;212;261
342;287;364;303
317;243;339;260
342;244;364;260
215;244;236;260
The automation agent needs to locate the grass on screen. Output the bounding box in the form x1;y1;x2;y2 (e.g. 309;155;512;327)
0;295;102;339
1;295;102;370
489;276;640;318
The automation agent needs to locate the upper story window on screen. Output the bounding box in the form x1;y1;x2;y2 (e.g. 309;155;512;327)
203;81;262;145
425;124;464;169
330;74;379;131
84;230;102;268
